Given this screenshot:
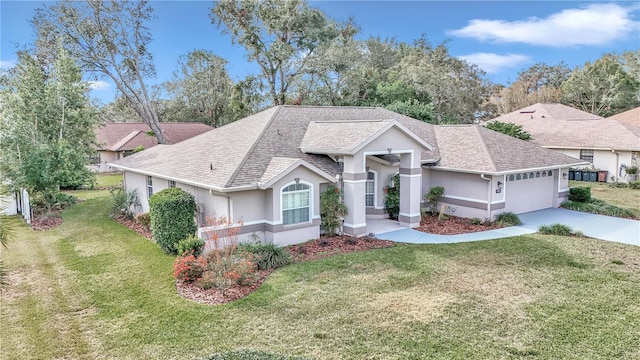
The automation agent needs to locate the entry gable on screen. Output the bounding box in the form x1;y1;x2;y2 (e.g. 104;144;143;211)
259;157;336;189
300;119;433;156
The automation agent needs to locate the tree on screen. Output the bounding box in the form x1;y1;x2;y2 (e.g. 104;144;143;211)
211;0;352;105
33;0;165;143
0;48;97;196
491;63;570;114
320;185;348;237
561;54;640;116
484;121;532;141
162;50;235;127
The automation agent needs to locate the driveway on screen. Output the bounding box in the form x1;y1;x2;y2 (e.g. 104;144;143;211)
375;208;639;246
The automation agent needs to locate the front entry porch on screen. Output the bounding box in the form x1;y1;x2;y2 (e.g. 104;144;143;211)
365;217;408;236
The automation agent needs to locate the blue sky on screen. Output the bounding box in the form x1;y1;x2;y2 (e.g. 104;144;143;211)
1;1;639;104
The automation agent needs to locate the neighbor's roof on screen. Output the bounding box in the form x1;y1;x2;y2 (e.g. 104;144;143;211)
95;122;213;151
491;103;640;151
608;107;640;127
434;125;587;173
111;105;587;191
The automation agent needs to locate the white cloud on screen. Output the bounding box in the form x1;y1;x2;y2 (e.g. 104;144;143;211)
449;4;639;47
457;53;531;73
0;60;15;69
88;80;110;90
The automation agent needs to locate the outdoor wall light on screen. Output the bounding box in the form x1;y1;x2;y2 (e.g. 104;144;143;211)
387;147;392;154
562;173;568;179
295;177;300;184
497;181;503;187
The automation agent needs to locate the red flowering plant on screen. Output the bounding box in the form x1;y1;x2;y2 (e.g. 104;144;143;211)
173;251;207;282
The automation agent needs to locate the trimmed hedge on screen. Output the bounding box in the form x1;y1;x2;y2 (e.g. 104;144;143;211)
149;188;197;254
568;186;591;202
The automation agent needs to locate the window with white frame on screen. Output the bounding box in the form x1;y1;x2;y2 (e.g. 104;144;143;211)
580;149;594;163
282;183;311;225
168;180;176;188
147;176;153;199
365;171;375;207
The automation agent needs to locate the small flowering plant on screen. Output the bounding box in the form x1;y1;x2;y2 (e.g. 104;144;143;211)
173;251;207;282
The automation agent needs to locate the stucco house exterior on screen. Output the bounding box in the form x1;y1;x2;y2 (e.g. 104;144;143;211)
93;122;213;172
490;103;640;182
110;106;585;246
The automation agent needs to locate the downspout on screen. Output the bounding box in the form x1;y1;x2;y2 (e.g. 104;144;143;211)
480;174;491;219
209;189;232;221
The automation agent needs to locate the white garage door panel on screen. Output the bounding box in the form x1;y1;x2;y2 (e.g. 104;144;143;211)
505;174;554;214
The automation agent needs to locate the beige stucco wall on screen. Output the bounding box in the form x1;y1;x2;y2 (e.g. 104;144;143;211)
552;148;632;183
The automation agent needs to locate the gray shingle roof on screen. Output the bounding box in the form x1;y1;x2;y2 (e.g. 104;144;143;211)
608;107;640;127
491;103;640;151
112;105;587;190
95;122;213;151
435;125;587;172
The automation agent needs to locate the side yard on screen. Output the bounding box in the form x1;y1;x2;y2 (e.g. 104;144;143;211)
1;191;639;359
569;180;640;215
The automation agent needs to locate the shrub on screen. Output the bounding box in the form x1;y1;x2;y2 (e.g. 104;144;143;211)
568;186;591;202
494;212;522;226
538;223;574;236
238;243;292;270
383;174;400;220
625;166;638;175
562;199;636;218
608;182;628;189
320;185;348;236
424;186;445;214
173;253;207;282
149;188;197;254
134;212;151;228
176;235;206;257
629;181;640;190
204;349;312;360
200;252;258;294
110;188;140;219
470;217;482;225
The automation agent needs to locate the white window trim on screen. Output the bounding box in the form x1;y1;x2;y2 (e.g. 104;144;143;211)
365;170;377;208
280;181;313;226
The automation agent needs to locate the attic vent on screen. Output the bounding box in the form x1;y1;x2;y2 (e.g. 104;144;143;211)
520;110;535;114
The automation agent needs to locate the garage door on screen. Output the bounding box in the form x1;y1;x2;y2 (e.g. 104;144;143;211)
504;170;554;214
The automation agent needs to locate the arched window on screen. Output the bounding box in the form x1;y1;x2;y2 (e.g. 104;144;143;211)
508;174;515;181
548;170;553;176
535;172;541;178
282;183;311;225
523;173;528;180
365;171;376;207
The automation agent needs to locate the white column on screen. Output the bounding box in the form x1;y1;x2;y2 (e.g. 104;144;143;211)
342;171;368;236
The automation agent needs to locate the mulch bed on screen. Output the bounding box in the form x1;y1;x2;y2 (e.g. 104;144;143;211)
30;214;64;231
415;215;504;235
113;215;153;240
176;236;396;306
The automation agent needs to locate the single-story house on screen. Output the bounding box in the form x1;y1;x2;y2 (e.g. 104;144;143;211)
110;106;586;246
93;122;213;172
490;103;640;182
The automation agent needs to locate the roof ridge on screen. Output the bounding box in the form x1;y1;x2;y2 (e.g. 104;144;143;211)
225;106;282;188
475;126;498;172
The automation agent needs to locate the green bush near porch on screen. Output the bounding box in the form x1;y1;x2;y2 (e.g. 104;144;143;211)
149;187;197;254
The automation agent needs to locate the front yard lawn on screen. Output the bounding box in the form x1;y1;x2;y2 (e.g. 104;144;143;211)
569;180;640;216
2;191;639;359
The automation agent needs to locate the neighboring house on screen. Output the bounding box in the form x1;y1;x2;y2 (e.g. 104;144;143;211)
490;103;640;183
110;106;585;246
93;122;213;172
608;106;640;128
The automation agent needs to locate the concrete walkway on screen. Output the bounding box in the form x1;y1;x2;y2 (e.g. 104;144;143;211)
374;208;640;246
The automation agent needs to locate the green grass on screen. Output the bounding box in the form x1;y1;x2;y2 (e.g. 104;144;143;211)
96;173;123;188
2;191;640;359
569;180;640;215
